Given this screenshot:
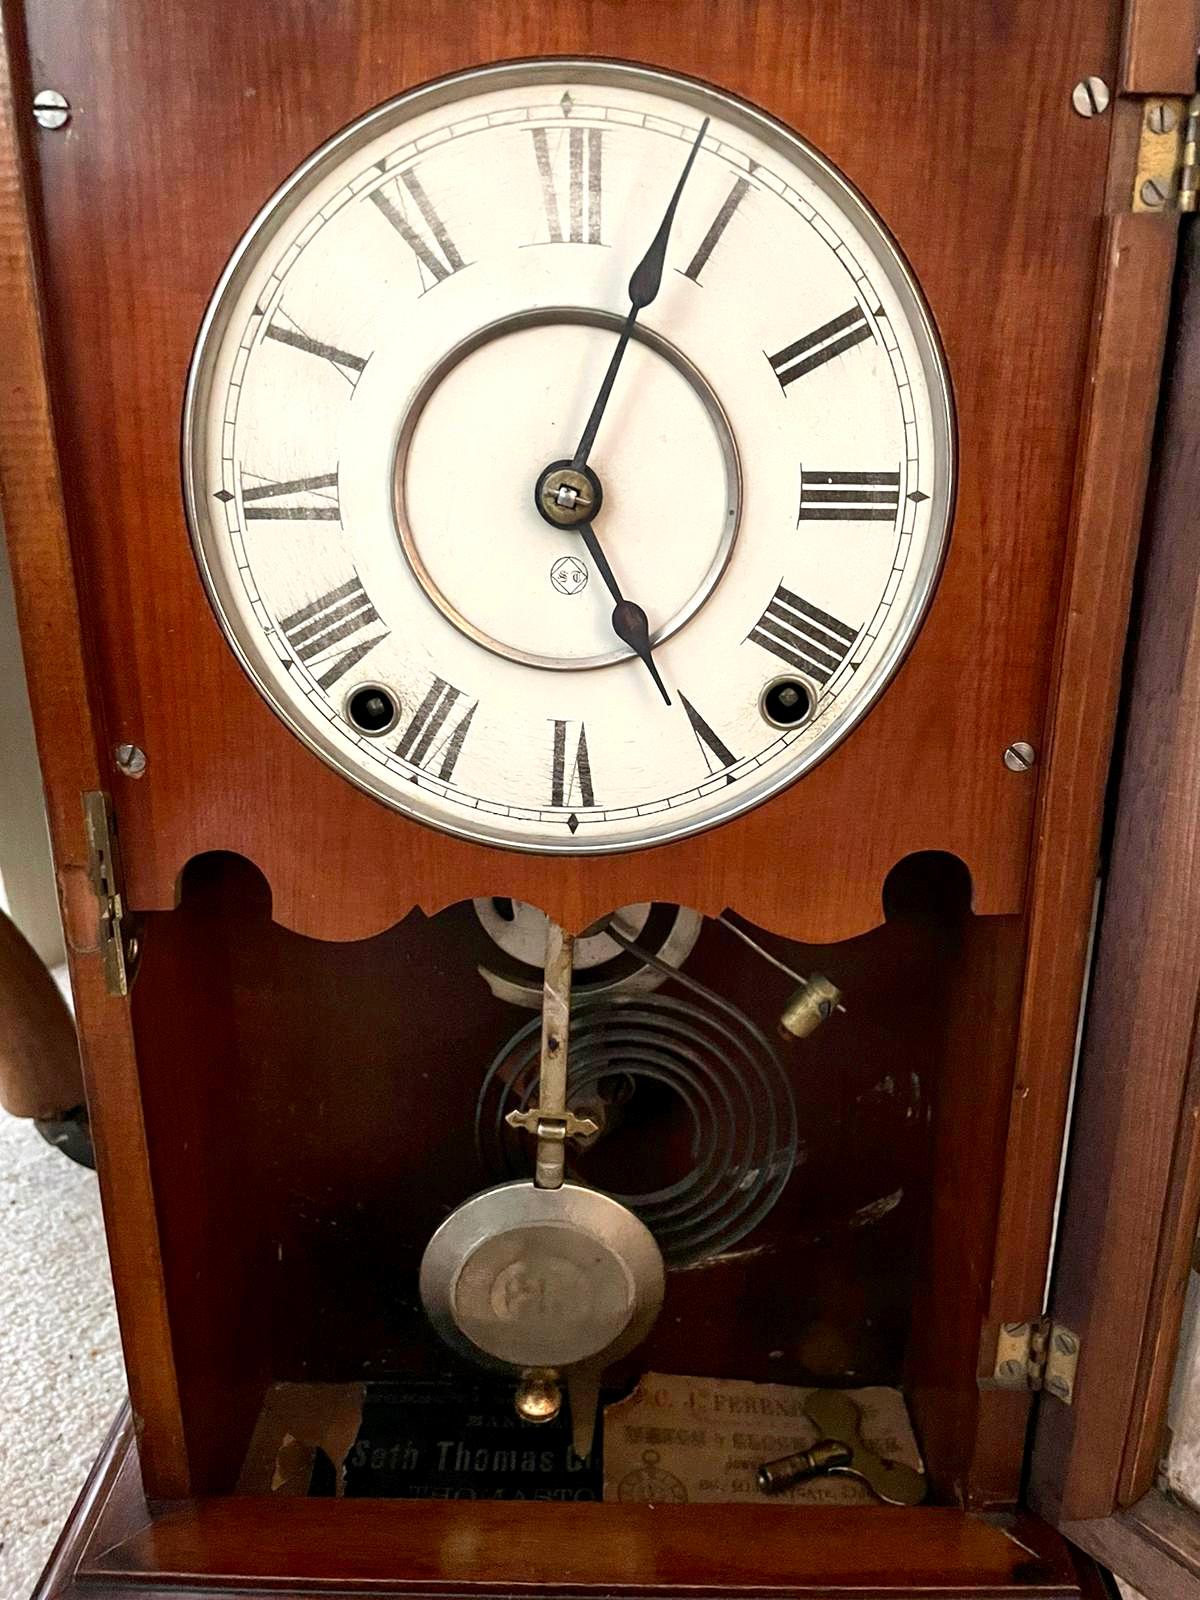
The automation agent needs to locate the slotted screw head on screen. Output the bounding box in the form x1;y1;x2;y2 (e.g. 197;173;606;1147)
32;89;70;129
1141;176;1170;208
1148;102;1178;135
114;743;147;777
1071;77;1110;118
1004;741;1037;772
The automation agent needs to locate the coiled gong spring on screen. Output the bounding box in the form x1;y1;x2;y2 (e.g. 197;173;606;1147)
476;955;797;1269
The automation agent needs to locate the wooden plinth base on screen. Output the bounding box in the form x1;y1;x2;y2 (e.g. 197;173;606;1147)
34;1406;1103;1600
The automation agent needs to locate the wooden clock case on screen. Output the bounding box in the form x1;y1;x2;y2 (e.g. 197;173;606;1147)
3;0;1198;1595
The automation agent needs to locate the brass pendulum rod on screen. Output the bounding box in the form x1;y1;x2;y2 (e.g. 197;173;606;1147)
506;922;601;1436
504;922;597;1189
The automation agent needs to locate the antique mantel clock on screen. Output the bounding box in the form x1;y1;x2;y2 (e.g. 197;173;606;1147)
2;0;1197;1596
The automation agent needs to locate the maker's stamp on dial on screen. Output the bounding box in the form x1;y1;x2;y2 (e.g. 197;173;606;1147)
550;555;589;596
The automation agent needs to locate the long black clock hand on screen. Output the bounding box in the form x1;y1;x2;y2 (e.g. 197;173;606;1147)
577;520;671;706
571;116;710;472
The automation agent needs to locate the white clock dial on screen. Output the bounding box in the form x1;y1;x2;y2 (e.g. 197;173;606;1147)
184;60;954;853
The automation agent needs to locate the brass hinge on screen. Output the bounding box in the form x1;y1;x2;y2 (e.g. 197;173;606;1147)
1133;95;1200;214
83;790;139;996
990;1318;1080;1403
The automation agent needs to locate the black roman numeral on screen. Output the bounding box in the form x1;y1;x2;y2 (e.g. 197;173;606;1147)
394;678;477;782
767;306;872;391
263;316;367;387
551;720;595;809
239;470;340;521
369;168;466;289
680;694;737;776
682;175;750;283
749;583;857;686
279;575;386;690
530;126;604;244
798;468;901;524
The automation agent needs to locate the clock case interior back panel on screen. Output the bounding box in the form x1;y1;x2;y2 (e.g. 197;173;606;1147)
0;0;1179;1591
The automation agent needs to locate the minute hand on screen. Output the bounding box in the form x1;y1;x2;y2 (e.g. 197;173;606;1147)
571;117;710;472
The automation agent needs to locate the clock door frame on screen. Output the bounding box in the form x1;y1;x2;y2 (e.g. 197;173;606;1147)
0;0;1193;1593
1025;210;1200;1596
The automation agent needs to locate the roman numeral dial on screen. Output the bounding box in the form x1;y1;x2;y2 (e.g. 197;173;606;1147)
749;584;858;686
279;575;386;690
395;678;477;782
680;695;737;775
369;168;466;288
262;316;368;387
798;469;901;523
550;721;595;812
187;64;952;852
768;307;872;390
682;174;751;283
530;126;603;244
238;471;340;521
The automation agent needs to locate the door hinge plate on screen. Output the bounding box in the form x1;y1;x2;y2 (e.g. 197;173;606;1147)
1133;95;1199;214
989;1318;1080;1402
83;790;138;996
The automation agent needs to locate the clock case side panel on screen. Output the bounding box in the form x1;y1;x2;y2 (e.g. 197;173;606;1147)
1028;211;1200;1544
903;177;1178;1503
0;0;238;1500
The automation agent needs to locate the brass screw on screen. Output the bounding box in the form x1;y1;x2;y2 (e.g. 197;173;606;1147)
1003;741;1037;772
33;89;70;129
115;743;147;777
1071;77;1110;118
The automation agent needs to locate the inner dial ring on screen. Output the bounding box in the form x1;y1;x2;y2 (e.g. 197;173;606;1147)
393;307;743;672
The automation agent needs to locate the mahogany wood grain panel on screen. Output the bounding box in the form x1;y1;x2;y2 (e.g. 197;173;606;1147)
1029;215;1200;1525
1062;1491;1200;1600
19;0;1122;944
1120;1032;1200;1503
903;909;1032;1507
982;211;1177;1338
1119;0;1200;92
0;0;188;1497
40;1408;1094;1600
128;867;274;1497
1113;220;1200;1510
32;1410;146;1600
94;1497;1082;1597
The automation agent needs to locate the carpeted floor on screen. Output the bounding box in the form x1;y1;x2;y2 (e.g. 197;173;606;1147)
0;1107;124;1600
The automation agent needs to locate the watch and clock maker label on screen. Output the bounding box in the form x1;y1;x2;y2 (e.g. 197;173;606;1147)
343;1379;604;1500
186;62;952;852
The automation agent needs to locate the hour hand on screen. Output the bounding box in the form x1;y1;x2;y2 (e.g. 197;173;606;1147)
576;521;671;706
